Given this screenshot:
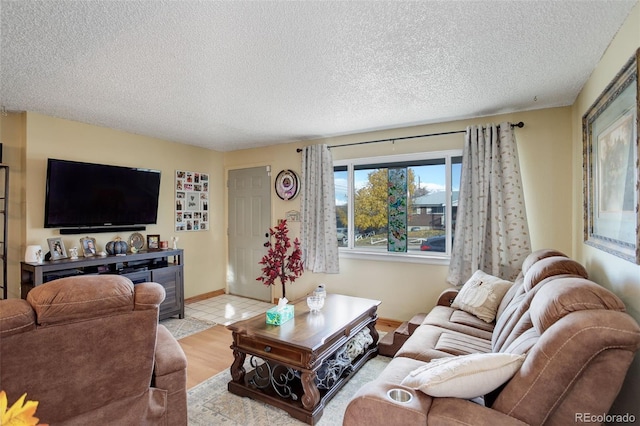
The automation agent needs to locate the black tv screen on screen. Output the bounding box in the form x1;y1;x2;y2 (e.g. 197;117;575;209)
44;158;161;229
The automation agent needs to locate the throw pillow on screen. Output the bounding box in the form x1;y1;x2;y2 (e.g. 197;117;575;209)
400;353;525;399
451;270;513;322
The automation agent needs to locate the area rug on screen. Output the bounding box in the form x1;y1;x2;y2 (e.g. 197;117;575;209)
187;355;391;425
160;316;218;340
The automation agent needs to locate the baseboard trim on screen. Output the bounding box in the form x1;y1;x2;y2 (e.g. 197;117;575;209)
185;289;225;304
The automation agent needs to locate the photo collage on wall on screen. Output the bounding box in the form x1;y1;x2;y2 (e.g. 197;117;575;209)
175;170;209;232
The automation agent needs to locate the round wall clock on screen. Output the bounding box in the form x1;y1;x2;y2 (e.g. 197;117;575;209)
275;169;300;200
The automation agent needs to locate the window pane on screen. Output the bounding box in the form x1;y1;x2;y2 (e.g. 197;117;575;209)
409;162;446;252
334;168;348;247
354;167;388;251
334;151;461;256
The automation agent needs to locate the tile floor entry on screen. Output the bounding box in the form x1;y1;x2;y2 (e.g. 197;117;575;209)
185;294;274;326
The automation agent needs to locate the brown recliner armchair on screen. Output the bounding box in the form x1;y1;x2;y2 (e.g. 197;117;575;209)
0;275;187;425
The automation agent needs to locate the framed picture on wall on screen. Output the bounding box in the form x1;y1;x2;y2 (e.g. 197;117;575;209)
175;170;209;232
583;48;639;264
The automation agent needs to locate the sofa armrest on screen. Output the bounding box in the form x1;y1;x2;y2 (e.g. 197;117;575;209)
134;282;166;311
0;299;35;337
344;381;527;426
154;325;187;379
437;288;459;306
343;381;431;426
428;398;528;425
408;313;427;334
153;324;188;426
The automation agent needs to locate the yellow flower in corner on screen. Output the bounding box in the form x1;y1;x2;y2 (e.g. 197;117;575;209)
0;391;48;426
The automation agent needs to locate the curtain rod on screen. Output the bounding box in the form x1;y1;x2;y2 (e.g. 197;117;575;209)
296;121;525;152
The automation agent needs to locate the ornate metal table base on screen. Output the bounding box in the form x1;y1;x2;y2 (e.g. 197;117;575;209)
227;295;381;425
249;358;300;401
244;328;373;402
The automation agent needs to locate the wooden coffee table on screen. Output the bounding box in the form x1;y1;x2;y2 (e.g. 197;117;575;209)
227;293;381;424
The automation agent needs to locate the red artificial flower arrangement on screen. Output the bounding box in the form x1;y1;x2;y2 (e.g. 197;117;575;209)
256;219;304;299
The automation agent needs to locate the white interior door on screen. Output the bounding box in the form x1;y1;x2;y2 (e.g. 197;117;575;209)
227;166;271;301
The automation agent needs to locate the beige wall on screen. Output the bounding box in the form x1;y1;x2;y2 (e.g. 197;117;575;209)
0;112;27;298
571;3;640;418
224;106;574;320
6;112;227;299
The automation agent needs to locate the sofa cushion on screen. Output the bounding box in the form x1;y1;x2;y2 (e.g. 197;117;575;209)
520;248;567;275
530;277;626;333
397;325;492;361
421;306;494;338
401;352;525;399
498;249;566;323
522;256;587;292
378;356;430;383
435;331;493;354
491;257;589;353
452;270;513;323
448;310;495;332
496;274;525;321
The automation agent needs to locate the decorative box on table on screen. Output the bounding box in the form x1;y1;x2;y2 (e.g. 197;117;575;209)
266;304;294;325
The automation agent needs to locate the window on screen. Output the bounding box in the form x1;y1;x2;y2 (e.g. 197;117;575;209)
334;151;462;258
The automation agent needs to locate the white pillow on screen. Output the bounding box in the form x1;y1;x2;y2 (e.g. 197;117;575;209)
452;270;513;322
400;353;525;399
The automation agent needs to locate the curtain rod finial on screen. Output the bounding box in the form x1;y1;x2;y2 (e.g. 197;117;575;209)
514;121;524;128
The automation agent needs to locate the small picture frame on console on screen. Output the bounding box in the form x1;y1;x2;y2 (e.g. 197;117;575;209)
147;234;160;250
80;236;97;257
47;237;68;260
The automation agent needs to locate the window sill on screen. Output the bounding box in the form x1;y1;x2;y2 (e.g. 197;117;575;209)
339;249;451;265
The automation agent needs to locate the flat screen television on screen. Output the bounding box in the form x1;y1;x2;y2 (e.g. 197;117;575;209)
44;158;161;230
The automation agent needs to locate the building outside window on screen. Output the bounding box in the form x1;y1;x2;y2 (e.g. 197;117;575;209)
334;150;462;258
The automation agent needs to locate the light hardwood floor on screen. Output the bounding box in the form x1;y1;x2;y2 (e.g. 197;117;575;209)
179;322;398;389
179;325;235;389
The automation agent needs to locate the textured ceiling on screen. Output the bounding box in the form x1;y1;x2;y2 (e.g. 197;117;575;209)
1;1;637;152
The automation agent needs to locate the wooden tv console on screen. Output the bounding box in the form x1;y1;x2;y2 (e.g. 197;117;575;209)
20;249;184;320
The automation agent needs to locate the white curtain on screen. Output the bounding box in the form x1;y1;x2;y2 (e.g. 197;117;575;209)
300;144;340;273
447;122;531;286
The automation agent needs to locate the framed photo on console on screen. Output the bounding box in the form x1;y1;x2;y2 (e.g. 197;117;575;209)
583;48;639;264
147;234;160;250
47;237;68;260
80;236;97;257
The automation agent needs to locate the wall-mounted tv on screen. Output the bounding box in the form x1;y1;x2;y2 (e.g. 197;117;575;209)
44;158;161;231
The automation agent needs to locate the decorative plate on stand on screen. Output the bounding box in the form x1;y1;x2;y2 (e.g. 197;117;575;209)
275;169;300;200
129;232;145;252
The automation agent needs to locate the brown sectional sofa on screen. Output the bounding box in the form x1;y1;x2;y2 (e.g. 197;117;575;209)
0;275;187;425
344;249;640;425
